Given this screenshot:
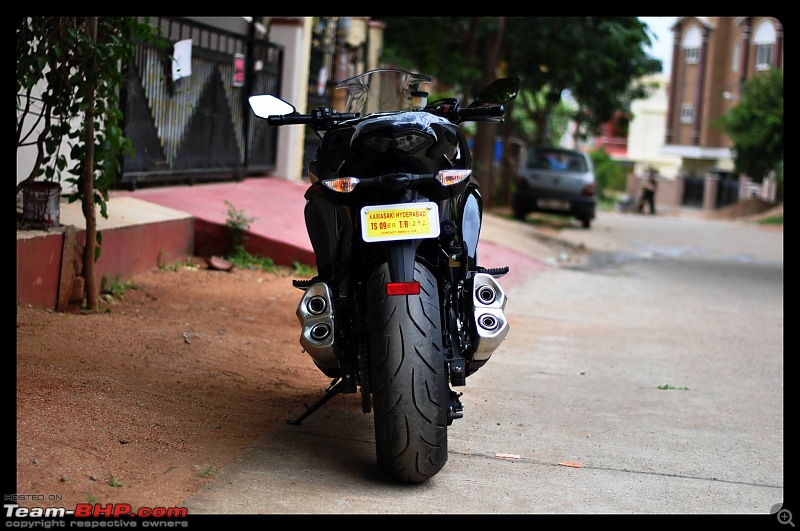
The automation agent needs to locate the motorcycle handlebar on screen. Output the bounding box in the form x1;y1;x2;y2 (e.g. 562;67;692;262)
263;104;504;128
457;105;505;120
266;114;313;126
266;112;359;127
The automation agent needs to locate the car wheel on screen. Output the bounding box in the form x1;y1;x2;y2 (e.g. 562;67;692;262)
513;208;528;221
581;218;591;229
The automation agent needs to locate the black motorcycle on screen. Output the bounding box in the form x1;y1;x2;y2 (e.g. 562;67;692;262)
249;69;519;483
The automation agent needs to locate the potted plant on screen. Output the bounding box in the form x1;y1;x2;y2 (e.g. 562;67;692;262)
20;180;62;229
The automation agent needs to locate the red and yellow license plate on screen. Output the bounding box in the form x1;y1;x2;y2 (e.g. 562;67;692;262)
360;202;440;243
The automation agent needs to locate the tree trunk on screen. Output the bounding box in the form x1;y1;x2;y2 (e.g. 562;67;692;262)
82;16;99;312
533;112;548;146
474;124;495;209
499;104;520;207
474;17;506;209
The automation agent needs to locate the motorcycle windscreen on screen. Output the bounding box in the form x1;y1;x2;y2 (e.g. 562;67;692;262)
337;69;432;115
360;202;440;243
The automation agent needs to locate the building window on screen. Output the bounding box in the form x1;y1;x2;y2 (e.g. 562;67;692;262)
755;43;773;70
732;38;740;72
680;104;694;124
684;47;700;64
753;19;777;71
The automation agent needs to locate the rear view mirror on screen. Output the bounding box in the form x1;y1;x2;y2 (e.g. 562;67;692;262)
249;95;295;118
474;78;520;105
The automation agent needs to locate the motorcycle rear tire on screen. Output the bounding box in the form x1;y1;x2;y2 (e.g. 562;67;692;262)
366;261;449;483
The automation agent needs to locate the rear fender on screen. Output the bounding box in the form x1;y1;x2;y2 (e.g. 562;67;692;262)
381;240;422;283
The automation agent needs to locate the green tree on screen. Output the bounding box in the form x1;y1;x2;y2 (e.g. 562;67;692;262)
379;17;497;100
503;17;661;147
589;147;627;201
379;17;661;206
511;87;573;147
379;16;509;207
17;16;162;311
713;68;783;197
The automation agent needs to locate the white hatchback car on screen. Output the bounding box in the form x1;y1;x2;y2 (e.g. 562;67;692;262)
512;146;597;228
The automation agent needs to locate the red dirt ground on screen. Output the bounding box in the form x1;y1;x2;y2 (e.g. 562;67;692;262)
16;263;324;512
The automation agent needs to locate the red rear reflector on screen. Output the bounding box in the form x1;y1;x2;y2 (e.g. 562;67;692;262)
386;282;420;296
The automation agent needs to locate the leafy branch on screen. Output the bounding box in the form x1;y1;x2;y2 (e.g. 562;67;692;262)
17;17;163;311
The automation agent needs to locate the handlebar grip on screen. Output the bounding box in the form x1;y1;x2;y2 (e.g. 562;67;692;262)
459;105;505;119
266;114;314;126
337;113;360;121
265;112;359;126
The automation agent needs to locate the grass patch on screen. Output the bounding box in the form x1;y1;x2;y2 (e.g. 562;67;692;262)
226;246;278;271
758;214;783;226
506;212;573;228
222;200;281;272
292;261;316;277
196;466;216;478
219;200;318;276
107;475;123;487
657;384;689;391
160;258;199;272
223;247;317;276
597;194;621;211
100;276;139;298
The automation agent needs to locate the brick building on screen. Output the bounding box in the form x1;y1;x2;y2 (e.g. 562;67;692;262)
661;16;783;206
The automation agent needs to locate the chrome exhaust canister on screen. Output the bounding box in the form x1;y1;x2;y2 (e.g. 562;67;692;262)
471;273;509;362
296;283;338;373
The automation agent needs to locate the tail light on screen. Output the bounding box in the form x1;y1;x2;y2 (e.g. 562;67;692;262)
386;282;420;296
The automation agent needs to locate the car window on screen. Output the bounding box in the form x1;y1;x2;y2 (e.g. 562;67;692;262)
526;149;587;172
563;153;587;172
527;151;552;169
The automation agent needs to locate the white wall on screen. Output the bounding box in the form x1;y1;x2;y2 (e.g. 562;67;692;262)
268;17;312;182
17;87;41;187
16;82;76;193
626;74;682;179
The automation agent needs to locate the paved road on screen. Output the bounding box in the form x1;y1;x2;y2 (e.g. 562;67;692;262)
182;210;785;518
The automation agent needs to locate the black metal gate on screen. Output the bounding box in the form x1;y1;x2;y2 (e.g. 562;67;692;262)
681;174;705;207
715;174;740;208
681;172;741;209
117;17;283;189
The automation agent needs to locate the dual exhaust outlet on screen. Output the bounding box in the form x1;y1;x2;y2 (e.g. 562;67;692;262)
296;283;338;374
296;272;509;369
470;273;509;362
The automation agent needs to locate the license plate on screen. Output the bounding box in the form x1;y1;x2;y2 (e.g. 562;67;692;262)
360;202;440;243
537;198;570;211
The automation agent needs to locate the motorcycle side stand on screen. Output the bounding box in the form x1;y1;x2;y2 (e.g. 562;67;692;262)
286;377;349;425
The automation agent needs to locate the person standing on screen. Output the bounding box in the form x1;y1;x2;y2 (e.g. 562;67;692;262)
638;170;658;215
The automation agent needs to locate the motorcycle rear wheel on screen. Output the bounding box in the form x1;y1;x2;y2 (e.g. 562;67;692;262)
366;262;449;483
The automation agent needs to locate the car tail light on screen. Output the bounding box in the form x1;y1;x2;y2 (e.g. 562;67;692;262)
582;183;596;197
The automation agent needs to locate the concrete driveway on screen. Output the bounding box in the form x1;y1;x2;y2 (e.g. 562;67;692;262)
181;209;785;518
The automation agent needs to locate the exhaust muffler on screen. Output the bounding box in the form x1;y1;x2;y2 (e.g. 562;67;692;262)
296;283;338;373
470;273;509;362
